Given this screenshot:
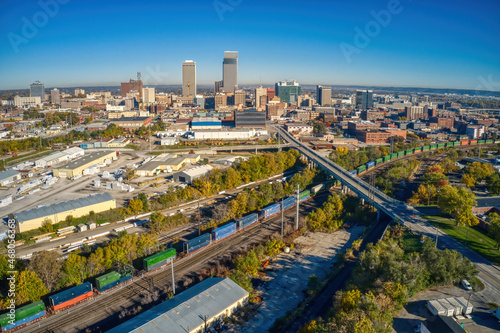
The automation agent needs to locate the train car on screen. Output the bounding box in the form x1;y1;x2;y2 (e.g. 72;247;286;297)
98;274;132;293
237;213;259;230
311;184;324;194
0;301;45;332
397;151;404;157
184;233;212;253
281;196;296;211
470;140;478;145
383;155;391;162
414;147;423;153
348;169;357;176
261;203;281;219
495;139;500;144
49;282;93;311
143;248;176;272
357;165;366;175
390;153;398;159
375;158;383;165
437;143;445;148
212;222;237;241
478;140;485;144
298;190;311;202
446;142;454;147
405;149;413;156
460;140;469;146
453;141;460;146
133;219;149;227
430;144;438;150
423;145;430;151
366;161;375;170
486;139;493;144
96;271;121;290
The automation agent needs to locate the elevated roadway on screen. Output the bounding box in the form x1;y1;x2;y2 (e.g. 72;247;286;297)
276;126;500;298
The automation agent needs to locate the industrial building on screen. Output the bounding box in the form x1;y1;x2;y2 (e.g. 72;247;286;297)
0;169;21;186
107;278;248;333
35;147;85;168
110;116;152;130
52;151;116;178
9;193;116;233
284;122;314;135
213;156;248;166
135;153;200;177
192;129;267;140
235;111;266;128
174;165;213;184
191;118;222;130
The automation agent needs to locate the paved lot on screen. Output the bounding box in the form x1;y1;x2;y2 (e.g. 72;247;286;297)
238;226;365;332
393;285;500;333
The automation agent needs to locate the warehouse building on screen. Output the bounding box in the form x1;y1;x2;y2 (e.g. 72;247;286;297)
135;153;200;177
110;116;152;130
191;118;222;130
174;164;213;184
235;111;266;128
35;147;85;168
0;169;21;186
8;192;116;233
107;278;248;333
52;151;116;178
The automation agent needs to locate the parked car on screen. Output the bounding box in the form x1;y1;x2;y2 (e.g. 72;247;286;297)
461;279;472;291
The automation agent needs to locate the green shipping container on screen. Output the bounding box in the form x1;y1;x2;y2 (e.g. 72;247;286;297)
423;146;430;151
430;144;437;149
453;141;460;146
486;140;493;143
438;143;445;148
375;158;383;165
478;140;485;144
446;142;453;147
384;155;391;162
96;271;121;290
391;153;398;159
0;301;45;327
414;147;422;152
397;151;404;157
299;190;311;200
405;149;413;155
357;165;366;173
144;248;176;268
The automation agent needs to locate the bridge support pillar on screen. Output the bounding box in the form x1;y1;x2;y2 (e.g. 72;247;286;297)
361;198;365;205
230;148;233;154
255;148;258;155
377;210;380;222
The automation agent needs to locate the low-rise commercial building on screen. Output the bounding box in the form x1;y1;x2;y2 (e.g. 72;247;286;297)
135;153;200;177
110;116;152;130
235;111;266;128
52;151;116;178
107;278;248;333
9;192;116;233
356;129;407;144
192;129;267;140
284;122;314;135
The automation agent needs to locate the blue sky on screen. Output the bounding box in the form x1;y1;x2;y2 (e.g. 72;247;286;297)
1;0;499;91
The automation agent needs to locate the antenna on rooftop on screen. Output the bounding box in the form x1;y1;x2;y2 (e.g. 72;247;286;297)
137;72;142;81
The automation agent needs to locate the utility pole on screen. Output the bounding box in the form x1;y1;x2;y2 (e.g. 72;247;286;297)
281;197;284;239
296;184;300;230
171;259;176;295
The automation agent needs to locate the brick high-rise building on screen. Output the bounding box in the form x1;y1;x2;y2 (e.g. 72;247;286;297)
121;79;143;99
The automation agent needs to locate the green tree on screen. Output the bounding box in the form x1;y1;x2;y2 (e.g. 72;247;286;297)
29;251;62;292
487;173;500;195
137;193;150;212
127;198;144;214
15;270;48;305
437;185;477;226
488;213;500;250
62;252;88;286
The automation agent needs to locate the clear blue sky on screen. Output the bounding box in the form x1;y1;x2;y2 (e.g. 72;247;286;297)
1;0;499;91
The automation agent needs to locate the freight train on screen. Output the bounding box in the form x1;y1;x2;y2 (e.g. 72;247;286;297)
0;190;314;332
351;139;497;176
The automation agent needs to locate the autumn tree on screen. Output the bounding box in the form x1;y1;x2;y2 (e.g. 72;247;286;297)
62;252;88;286
488;213;500;250
29;251;62;291
127;198;144;215
437;185;477;227
15;270;48;305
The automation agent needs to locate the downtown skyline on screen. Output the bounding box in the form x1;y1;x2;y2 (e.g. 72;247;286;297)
1;0;499;91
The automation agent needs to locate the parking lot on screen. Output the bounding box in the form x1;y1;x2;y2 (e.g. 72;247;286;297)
393;285;500;333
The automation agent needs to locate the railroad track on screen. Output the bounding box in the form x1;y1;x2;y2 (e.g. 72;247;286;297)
21;195;325;333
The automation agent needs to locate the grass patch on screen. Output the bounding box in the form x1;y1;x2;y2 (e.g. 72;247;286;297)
400;230;423;254
5;150;53;165
426;216;500;266
469;276;485;292
488;303;499;310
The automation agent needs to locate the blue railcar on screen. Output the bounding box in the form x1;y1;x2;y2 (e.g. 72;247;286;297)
237;213;259;230
184;233;212;253
261;203;281;219
1;310;45;332
281;196;296;211
348;169;357;176
366;161;375;170
98;275;132;292
49;282;93;309
134;219;149;227
212;222;236;241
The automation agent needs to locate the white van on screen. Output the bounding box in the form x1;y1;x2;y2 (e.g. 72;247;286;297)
461;279;472;291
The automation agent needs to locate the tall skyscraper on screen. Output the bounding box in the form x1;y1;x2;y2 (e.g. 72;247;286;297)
355;90;374;110
316;85;332;106
255;86;267;108
275;80;301;104
30;81;45;100
222;51;238;93
142;87;155;103
182;60;196;97
214;80;223;94
51;88;60;104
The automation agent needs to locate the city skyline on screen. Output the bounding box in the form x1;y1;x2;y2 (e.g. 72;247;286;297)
1;0;499;91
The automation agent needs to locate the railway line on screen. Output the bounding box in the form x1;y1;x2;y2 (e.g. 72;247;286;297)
18;192;326;333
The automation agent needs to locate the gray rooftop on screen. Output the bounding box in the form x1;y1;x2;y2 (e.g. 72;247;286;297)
475;196;500;208
55;151;115;170
106;278;248;333
0;169;21;181
9;192;114;223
